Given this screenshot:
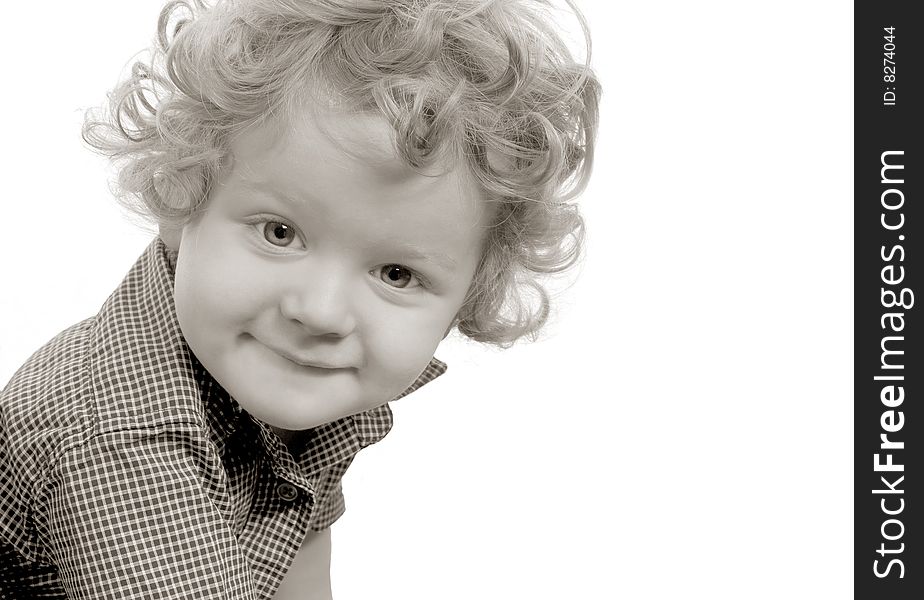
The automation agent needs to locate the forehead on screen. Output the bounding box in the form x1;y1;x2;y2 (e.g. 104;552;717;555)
223;102;493;253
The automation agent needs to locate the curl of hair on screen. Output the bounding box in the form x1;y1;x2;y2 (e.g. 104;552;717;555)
83;0;601;347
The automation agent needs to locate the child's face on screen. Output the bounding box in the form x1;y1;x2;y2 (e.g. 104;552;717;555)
171;105;490;432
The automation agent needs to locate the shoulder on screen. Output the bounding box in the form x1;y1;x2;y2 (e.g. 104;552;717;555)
0;318;217;563
0;317;97;561
1;317;98;477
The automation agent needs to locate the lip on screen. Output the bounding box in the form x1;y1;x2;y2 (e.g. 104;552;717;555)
253;337;351;369
276;351;349;370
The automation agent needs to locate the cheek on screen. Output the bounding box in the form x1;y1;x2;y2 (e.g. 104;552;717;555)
362;307;452;388
174;228;263;329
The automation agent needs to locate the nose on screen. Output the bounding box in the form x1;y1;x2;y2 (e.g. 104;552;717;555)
278;273;356;338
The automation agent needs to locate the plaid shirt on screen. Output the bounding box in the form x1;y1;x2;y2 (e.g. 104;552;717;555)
0;239;446;598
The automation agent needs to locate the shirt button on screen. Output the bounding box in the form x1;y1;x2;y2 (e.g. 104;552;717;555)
276;482;300;502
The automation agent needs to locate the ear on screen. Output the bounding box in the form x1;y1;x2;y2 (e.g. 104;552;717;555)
159;224;183;252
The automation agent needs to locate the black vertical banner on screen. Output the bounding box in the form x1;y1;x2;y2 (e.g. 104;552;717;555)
856;1;921;597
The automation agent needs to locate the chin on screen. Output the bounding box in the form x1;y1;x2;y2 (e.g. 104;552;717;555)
244;390;356;431
257;408;331;432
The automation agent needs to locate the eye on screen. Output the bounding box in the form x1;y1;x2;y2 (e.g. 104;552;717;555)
262;221;297;247
377;264;419;289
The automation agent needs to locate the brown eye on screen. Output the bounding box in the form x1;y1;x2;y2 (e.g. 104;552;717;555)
263;221;295;247
378;265;416;288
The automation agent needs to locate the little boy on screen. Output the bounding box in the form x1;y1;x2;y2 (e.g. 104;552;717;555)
0;0;599;597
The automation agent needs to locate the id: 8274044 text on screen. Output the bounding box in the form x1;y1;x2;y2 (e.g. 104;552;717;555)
882;27;897;106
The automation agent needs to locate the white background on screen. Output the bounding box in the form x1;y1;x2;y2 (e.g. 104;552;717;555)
0;1;852;598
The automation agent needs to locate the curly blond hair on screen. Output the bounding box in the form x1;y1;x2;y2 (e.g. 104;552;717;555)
83;0;600;347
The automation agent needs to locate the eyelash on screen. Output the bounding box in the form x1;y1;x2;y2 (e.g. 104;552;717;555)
374;265;426;290
246;216;430;290
247;216;305;252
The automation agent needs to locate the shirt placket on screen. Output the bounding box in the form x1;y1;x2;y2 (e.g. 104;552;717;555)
238;455;318;600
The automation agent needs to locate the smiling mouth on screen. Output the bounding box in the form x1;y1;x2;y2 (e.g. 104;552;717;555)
251;336;352;370
275;352;348;370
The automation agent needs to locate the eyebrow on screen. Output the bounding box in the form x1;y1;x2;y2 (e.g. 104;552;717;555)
391;242;459;273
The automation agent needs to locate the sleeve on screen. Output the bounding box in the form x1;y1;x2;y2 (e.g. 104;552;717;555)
34;426;258;599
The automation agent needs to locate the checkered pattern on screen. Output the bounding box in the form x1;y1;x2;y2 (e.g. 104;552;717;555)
0;239;446;598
